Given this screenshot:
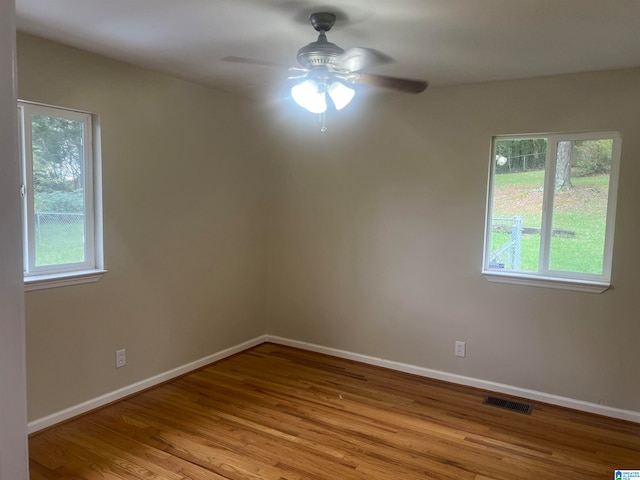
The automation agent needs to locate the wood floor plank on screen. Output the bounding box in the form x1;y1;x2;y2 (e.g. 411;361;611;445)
29;343;640;479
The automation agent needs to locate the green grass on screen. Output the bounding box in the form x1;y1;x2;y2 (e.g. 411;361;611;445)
494;169;545;187
491;232;541;272
571;174;610;188
35;221;85;266
490;170;609;275
548;210;606;274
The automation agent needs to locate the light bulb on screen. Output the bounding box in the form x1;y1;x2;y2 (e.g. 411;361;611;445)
327;82;355;110
291;80;327;114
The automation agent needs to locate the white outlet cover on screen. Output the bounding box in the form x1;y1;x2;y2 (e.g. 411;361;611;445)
116;349;126;368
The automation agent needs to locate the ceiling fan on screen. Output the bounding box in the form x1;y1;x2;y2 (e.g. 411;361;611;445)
223;12;428;130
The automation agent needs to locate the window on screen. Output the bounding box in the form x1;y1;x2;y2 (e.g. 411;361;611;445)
19;101;104;290
483;132;621;293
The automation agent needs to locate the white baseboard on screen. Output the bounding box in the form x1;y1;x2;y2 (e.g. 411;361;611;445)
266;335;640;424
29;333;639;433
28;335;268;434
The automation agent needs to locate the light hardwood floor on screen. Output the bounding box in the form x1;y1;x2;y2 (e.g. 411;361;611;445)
29;343;640;479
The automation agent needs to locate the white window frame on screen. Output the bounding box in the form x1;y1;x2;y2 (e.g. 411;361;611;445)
483;131;621;293
19;101;105;290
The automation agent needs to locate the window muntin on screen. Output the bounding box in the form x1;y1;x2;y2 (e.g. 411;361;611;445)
19;101;103;283
484;132;620;289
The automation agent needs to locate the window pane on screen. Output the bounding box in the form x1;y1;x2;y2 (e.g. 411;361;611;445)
489;138;547;272
30;114;86;266
549;139;612;274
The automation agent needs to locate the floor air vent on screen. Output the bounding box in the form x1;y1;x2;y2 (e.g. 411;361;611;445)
483;396;532;415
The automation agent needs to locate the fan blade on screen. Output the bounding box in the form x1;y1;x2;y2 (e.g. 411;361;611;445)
337;47;393;72
222;56;286;68
356;73;428;94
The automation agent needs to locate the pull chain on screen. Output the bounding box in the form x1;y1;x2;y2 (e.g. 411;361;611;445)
319;111;327;132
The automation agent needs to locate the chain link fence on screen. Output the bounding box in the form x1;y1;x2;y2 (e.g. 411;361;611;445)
35;212;84;241
489;216;522;270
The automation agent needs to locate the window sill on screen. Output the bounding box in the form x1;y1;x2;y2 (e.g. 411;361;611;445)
25;269;107;291
482;271;610;293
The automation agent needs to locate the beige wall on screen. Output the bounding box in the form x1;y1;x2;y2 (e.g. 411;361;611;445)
266;69;640;412
1;2;29;477
18;32;640;421
17;33;269;420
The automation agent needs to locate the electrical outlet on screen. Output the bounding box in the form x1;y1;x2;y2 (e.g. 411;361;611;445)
455;341;466;358
115;348;126;368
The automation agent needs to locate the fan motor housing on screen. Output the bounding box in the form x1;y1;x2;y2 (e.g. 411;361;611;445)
296;32;344;68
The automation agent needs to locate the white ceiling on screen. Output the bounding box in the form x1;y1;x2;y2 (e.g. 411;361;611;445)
15;0;640;100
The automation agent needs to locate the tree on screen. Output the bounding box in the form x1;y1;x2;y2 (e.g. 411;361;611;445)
555;140;573;191
495;138;547;173
31;114;84;193
31;114;84;212
573;139;612;176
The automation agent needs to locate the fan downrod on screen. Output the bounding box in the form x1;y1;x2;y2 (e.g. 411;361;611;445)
309;12;336;32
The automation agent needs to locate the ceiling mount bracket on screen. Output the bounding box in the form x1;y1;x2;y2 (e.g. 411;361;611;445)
309;12;336;33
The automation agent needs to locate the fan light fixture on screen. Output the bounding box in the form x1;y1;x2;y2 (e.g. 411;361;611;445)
291;79;355;113
221;12;427;130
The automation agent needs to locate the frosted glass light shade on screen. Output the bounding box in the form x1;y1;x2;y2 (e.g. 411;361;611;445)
291;80;327;114
327;82;355;110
